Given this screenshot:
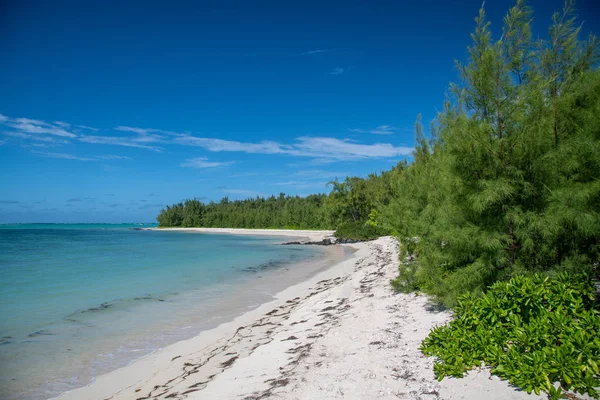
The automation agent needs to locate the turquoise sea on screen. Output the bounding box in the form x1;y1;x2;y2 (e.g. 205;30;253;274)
0;224;340;400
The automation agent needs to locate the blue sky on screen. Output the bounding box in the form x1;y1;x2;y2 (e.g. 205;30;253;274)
1;0;598;223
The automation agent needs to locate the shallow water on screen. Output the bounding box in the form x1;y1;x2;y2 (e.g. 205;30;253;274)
0;224;342;400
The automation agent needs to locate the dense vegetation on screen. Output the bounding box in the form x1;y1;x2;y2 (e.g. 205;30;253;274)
159;1;599;396
157;169;399;235
157;194;331;229
384;0;600;306
421;274;600;399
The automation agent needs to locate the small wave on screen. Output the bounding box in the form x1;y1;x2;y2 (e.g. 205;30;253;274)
242;260;286;273
0;336;13;345
28;329;55;338
65;294;166;321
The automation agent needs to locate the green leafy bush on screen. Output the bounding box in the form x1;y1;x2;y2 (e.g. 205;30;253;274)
334;221;388;241
420;273;600;399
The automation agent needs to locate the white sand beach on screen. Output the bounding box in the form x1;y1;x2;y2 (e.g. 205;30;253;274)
57;230;544;400
150;227;336;242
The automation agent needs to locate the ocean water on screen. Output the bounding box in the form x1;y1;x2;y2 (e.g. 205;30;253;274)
0;224;341;400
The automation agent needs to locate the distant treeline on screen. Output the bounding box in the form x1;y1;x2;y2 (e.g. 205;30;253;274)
158;0;599;306
157;194;331;230
157;168;400;236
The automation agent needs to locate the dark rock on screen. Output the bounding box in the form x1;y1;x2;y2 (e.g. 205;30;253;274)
280;237;368;246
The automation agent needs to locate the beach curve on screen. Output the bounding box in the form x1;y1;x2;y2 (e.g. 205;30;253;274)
56;231;544;400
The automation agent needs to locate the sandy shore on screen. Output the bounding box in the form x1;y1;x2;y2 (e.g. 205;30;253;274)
150;227;336;242
57;232;544;400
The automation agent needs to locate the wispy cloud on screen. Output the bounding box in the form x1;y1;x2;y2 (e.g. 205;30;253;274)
274;180;306;186
1;113;412;164
299;49;329;56
31;150;132;162
8;121;76;137
53;121;99;131
0;200;20;204
1;130;61;143
180;157;235;169
115;126;177;136
174;136;284;154
78;135;163;151
222;189;264;197
349;125;396;135
138;203;165;210
330;67;345;75
28;143;61;148
274;180;328;189
0;114;98;144
94;155;132;160
291;169;347;179
175;135;412;161
67;198;82;202
293;137;411;160
31;151;95;161
115;126;150;134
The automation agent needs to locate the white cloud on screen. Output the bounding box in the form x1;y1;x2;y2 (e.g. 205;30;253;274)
274;180;328;189
7;121;76;137
31;151;95;161
1;130;60;143
292;169;347;179
78;135;163;151
330;67;345;75
299;49;329;56
350;125;396;135
95;155;132;160
115;126;152;134
180;157;234;168
293;137;412;160
174;135;412;161
222;189;263;197
31;150;131;162
75;124;99;131
132;133;167;143
0;114;78;138
174;136;287;154
1;113;412;163
54;121;99;131
274;180;305;186
115;126;177;136
28;143;61;148
14;117;50;126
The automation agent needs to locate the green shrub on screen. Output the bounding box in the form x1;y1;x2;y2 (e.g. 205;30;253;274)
334;221;388;241
420;273;600;399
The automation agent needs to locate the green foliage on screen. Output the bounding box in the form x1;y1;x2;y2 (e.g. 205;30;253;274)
156;170;399;240
420;273;600;399
385;0;600;306
157;193;332;229
333;221;389;241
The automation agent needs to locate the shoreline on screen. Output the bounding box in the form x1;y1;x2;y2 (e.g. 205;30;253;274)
56;231;543;400
148;227;336;242
54;229;342;400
